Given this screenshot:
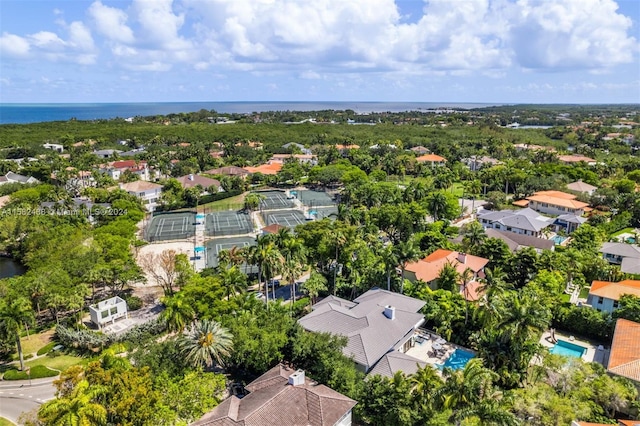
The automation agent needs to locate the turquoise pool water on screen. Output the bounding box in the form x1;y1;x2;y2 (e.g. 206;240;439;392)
552;235;568;245
438;349;475;371
550;340;587;358
627;237;636;244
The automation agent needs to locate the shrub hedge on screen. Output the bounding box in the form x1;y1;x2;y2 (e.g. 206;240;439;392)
3;365;58;380
36;342;56;356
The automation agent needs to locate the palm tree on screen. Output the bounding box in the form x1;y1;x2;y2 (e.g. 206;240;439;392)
437;262;460;293
179;319;233;369
217;247;244;270
410;365;443;413
394;238;421;294
160;294;195;334
462;221;486;254
219;265;247;301
0;297;35;371
281;258;304;313
426;191;449;222
460;267;474;326
39;380;108;426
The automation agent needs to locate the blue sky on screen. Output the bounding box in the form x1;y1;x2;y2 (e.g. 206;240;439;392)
1;0;638;104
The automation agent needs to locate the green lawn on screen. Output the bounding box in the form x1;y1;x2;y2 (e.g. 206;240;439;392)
26;354;86;372
20;329;54;356
611;227;635;237
451;182;464;197
579;287;590;299
0;417;16;426
200;192;246;212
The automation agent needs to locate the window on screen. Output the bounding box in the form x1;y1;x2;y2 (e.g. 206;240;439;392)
598;297;604;304
101;310;109;319
613;301;619;309
110;307;118;315
506;227;512;231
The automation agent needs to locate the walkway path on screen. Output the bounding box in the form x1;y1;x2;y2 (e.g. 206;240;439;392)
194;213;206;271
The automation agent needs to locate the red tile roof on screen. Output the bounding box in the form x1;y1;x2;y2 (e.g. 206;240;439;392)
589;280;640;301
405;249;489;284
608;319;640;382
244;163;282;175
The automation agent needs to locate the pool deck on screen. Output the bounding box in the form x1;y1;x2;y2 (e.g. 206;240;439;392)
405;330;474;371
538;330;608;366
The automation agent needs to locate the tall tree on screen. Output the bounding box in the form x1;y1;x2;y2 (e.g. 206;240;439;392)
39;380;108;426
0;297;35;371
160;294;195;334
179;320;233;369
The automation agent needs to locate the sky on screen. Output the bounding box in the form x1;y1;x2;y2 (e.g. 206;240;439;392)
0;0;639;104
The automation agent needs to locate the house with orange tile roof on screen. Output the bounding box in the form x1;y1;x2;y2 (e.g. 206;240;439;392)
558;154;597;166
525;190;589;216
404;249;489;301
607;319;640;384
586;280;640;314
415;154;447;166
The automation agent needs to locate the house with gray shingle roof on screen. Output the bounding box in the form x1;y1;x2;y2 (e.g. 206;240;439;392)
0;171;39;185
477;207;553;238
600;242;640;274
298;288;425;374
484;228;555;253
192;363;356;426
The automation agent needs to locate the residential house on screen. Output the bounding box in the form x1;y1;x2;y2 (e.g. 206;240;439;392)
525;190;589;217
600;242;640;274
404;249;489;301
513;143;557;153
607;319;640;385
42;143;64;153
567;180;598;196
586;280;640;314
205;166;250;179
484;228;555;253
282;142;312;155
99;160;151;181
118;181;162;212
298;288;426;373
119;147;146;157
334;144;360;153
367;351;427;379
192;363;357;426
0;171;39;185
89;296;128;330
55;168;96;194
409;146;430;155
269;153;318;165
415;154;447;166
477;208;553;238
558;154;597;166
463;155;501;171
92;149;122;159
175;174;221;192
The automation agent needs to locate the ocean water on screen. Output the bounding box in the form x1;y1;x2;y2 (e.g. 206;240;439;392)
0;102;498;125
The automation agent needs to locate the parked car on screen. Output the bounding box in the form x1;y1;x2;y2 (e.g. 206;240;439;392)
267;279;280;288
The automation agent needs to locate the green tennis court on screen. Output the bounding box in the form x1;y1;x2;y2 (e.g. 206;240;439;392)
296;190;336;207
257;190;295;210
205;211;254;236
205;236;257;274
262;209;308;229
145;212;196;242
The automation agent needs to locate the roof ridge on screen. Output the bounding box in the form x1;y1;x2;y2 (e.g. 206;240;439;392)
609;358;640;372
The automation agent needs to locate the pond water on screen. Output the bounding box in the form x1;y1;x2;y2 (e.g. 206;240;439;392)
0;257;26;279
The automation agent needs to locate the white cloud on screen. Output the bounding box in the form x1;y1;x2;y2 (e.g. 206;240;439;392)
67;22;95;51
132;0;190;50
0;33;31;57
511;0;637;69
88;1;135;44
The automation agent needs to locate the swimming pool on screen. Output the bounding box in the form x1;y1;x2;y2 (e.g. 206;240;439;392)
549;340;587;358
438;349;475;371
552;235;568;245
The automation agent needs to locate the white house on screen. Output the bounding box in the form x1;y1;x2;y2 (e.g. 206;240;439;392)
0;172;39;185
477;208;553;238
118;181;163;212
89;296;128;330
43;143;64;153
586;280;640;314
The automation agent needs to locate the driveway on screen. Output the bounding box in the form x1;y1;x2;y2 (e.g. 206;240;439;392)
0;377;56;424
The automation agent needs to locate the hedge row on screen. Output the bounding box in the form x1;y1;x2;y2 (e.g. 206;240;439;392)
3;365;58;380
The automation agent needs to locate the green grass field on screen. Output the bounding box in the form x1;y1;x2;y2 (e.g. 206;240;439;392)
200;192;246;212
25;354;86;372
19;329;54;356
0;416;16;426
611;227;636;237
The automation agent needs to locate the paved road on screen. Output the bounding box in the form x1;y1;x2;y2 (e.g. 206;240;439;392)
0;378;56;424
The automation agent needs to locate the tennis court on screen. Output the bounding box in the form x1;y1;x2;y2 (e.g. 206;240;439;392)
262;209;308;229
296;190;336;207
205;211;254;236
145;212;196;242
309;206;339;220
205;237;257;273
257;190;295;210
